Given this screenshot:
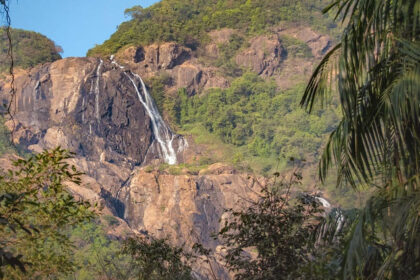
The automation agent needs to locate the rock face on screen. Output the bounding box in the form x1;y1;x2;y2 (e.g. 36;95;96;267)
118;165;262;279
2;57;188;167
112;24;332;94
235;34;287;76
116;43;229;95
275;26;332;58
0;57;189;203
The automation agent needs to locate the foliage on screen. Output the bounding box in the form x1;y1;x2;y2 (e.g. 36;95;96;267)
301;0;420;278
0;27;61;73
69;227;197;280
123;236;194;280
175;73;339;164
146;72;173;115
0;148;94;278
280;35;313;58
0;117;14;156
87;0;337;57
212;33;246;77
216;171;328;279
67;220;135;280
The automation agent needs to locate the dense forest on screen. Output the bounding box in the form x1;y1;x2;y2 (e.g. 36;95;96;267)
88;0;337;56
0;27;61;73
171;75;338;168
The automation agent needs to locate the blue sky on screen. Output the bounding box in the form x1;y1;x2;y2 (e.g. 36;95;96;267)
8;0;160;57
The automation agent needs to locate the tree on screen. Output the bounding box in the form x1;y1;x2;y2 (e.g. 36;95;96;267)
301;0;420;278
216;170;329;280
122;236;194;280
0;148;94;278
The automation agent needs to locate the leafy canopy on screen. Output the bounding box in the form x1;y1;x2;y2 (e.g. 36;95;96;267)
122;236;194;280
173;74;339;165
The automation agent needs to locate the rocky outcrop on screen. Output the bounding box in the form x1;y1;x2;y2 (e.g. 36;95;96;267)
235;34;287;76
111;25;332;95
205;28;237;58
275;26;332;58
0;57;189;193
116;43;229;95
3;58;153;165
118;164;262;279
118;42;191;71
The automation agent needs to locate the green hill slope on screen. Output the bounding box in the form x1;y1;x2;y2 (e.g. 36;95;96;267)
0;27;62;73
88;0;337;56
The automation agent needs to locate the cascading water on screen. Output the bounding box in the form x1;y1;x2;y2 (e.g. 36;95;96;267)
315;197;331;208
314;196;346;243
126;72;178;165
109;56;186;165
94;59;103;121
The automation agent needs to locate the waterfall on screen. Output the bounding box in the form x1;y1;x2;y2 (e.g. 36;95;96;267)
124;71;178;165
82;97;85;123
94;59;103;121
314;196;346;243
109;56;187;165
315;197;331;208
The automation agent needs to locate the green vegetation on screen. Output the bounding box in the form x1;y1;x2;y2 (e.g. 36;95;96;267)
146;71;173;115
0;117;14;156
88;0;337;57
216;171;322;279
301;0;420;278
211;33;246;77
123;236;194;280
280;35;313;58
196;170;347;280
0;148;94;278
0;148;195;279
171;73;339;172
0;27;61;73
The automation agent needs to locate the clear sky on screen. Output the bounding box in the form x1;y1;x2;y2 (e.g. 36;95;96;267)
8;0;160;57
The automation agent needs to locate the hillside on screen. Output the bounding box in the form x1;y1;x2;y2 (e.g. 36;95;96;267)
0;2;355;216
88;0;338;57
0;27;62;73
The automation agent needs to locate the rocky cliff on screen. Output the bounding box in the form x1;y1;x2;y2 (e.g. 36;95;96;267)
0;24;333;279
112;24;332;95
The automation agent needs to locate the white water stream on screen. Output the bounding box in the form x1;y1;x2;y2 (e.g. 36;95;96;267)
108;57;186;165
94;59;103;121
122;70;177;164
315;196;345;242
315;197;331;209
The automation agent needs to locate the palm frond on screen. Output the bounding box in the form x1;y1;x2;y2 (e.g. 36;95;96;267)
301;0;420;277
